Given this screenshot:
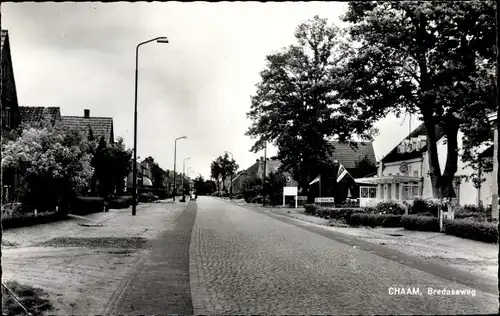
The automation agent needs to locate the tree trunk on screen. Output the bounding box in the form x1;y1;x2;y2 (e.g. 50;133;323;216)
422;115;443;198
439;122;460;199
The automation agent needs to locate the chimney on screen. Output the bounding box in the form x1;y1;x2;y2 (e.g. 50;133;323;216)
84;109;90;118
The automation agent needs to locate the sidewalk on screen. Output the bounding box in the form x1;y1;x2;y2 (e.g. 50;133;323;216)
229;198;498;282
2;199;189;315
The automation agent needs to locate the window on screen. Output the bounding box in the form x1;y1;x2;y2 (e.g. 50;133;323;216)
395;183;400;200
369;187;377;198
402;182;420;200
361;187;368;198
387;183;392;199
4;107;11;129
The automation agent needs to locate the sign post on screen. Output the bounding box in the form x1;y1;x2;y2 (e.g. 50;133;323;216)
283;186;298;208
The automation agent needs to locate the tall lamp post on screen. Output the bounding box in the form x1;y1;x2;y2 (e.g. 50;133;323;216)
173;136;187;201
183;157;191;197
263;141;267;207
132;36;169;216
224;151;234;200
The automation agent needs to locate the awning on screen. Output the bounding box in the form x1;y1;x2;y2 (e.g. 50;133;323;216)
142;177;153;186
354;175;422;185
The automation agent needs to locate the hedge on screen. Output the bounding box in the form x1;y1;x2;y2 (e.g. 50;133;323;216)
401;215;440;232
107;196;133;209
71;197;105;215
2;211;68;230
349;213;402;227
443;219;498;243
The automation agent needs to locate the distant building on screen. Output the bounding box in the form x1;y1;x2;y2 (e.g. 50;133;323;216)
61;109;114;144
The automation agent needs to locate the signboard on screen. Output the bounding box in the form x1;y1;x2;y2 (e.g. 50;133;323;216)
284;186;298;196
315;197;335;203
283;186;298;208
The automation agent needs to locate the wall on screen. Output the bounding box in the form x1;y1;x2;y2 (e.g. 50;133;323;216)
382;158;423;177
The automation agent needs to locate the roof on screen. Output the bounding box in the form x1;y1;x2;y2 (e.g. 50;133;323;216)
19;106;61;126
329;141;376;169
1;30;7;52
61;116;114;143
381;122;446;163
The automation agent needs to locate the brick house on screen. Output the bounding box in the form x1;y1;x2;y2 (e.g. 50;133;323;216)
19;106;61;127
1;30;21;202
61;109;114;144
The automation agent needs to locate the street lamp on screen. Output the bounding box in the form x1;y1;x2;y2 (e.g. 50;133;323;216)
224;151;234;200
173;136;187;201
132;36;169;216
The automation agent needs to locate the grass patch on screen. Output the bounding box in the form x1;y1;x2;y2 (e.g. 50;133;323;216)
2;281;53;316
37;237;150;249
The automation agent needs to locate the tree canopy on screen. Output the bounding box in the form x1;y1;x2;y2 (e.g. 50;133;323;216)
245;15;379;191
339;1;497;198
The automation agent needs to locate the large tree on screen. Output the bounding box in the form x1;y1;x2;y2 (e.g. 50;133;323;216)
210;153;239;193
245;15;377;192
2;120;94;212
339;1;496;198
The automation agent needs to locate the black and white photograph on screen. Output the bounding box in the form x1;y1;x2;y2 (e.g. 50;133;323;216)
0;1;498;315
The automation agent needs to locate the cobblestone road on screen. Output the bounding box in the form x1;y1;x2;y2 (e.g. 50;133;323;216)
190;197;498;315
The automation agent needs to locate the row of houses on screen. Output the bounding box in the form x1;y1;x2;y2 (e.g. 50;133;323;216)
1;29;188;201
228;141;378;200
229;119;497;215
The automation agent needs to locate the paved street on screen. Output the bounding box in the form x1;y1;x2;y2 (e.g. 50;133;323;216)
188;197;497;315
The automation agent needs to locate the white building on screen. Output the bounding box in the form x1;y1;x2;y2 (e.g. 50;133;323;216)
355;122;494;208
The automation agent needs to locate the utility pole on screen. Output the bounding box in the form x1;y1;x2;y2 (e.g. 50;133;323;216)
173;136;187;201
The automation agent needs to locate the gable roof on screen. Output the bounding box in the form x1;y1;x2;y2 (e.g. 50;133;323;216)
19;106;61;126
61;116;114;143
329;141;376;169
381;122;446;163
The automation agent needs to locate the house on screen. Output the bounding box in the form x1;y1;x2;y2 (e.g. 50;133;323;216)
1;30;21;135
229;157;298;195
1;30;21;202
328;141;377;179
355;122;495;208
126;161;153;192
61;109;114;144
19;106;61;127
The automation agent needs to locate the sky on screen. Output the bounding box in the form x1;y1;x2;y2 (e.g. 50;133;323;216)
2;1;421;180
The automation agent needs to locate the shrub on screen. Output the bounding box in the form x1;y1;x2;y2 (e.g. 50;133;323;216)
234;194;244;200
71;196;105;215
107;196;133;209
2;211;67;230
375;201;405;215
349;213;402;227
329;208;360;223
139;192;157;203
410;198;440;217
401;215;440;232
443;219;498;243
304;204;319;215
